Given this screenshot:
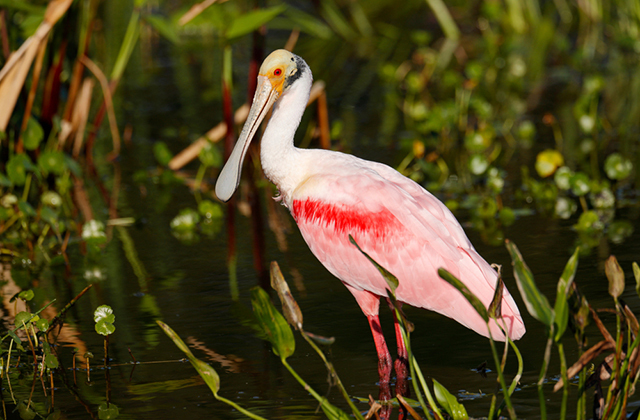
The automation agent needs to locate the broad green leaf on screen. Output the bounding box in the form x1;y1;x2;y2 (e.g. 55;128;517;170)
157;320;195;358
97;403;120;420
23;117;44;150
18;289;34;301
198;200;223;220
604;153;633;180
0;172;11;187
438;268;488;322
506;240;554;327
284;8;332;39
270;261;303;329
554;247;579;341
226;5;286;40
42;340;59;369
156;321;220;395
95;320;116;336
15;311;32;328
94;305;115;323
251;286;295;360
153;141;174;166
6;154;35;185
38;150;66;175
605;255;625;299
198;142;222;167
144;14;179;44
191;357;221;396
349;235;399;293
17;401;37;420
36;318;50;332
433;379;468;420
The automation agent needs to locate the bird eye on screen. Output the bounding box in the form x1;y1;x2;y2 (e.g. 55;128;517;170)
273;68;282;76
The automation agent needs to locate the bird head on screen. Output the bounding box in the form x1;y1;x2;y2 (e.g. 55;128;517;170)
215;49;304;202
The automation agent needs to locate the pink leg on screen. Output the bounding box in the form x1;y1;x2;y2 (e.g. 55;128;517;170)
367;314;392;420
366;314;393;386
392;311;410;398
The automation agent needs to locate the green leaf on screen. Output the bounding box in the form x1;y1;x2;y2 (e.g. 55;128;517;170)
554;247;579;341
36;318;50;332
156;321;220;396
506;240;554;327
191;358;221;396
15;311;33;328
226;5;286;40
605;255;625;299
433;379;468;420
95;320;116;336
42;340;59;369
144;14;179;44
94;305;115;323
250;286;295;360
23;117;44;150
198;200;223;220
0;172;12;187
38;150;66;175
6;154;35;186
198;142;222;167
438;268;489;323
18;289;34;301
604;153;633;180
97;402;120;420
153;141;174;166
283;8;332;39
349;235;399;294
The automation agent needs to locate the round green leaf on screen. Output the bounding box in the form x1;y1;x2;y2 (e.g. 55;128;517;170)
198;142;222;167
15;311;32;328
36;318;50;332
23;117;44;151
604;153;633;180
554;166;573;190
170;208;200;232
198;200;223;220
38;150;66;175
18;290;34;301
95;320;116;336
98;403;120;420
6;154;35;186
570;172;591;196
94;305;115;323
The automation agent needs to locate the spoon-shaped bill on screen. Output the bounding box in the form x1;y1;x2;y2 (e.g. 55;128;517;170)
215;76;279;202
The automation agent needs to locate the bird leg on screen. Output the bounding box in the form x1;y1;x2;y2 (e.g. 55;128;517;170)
392;311;410;398
366;314;393;401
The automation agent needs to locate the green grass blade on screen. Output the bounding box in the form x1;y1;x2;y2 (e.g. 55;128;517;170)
554;247;579;341
506;240;554;327
438;268;489;322
250;286;295;360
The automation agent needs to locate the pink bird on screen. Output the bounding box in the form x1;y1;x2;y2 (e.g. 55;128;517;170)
216;50;526;397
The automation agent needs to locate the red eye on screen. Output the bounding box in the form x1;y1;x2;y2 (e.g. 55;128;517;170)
274;68;282;76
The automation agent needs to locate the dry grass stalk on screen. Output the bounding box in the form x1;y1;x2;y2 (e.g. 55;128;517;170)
80;56;121;159
0;0;72;131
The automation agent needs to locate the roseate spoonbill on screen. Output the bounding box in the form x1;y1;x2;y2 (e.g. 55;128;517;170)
215;50;526;392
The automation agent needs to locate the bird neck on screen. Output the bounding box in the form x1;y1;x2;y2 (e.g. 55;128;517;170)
260;70;313;200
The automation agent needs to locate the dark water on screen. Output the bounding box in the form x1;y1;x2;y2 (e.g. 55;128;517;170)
10;39;640;420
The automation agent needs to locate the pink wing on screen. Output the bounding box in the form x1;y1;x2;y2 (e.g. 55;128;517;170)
289;152;525;341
